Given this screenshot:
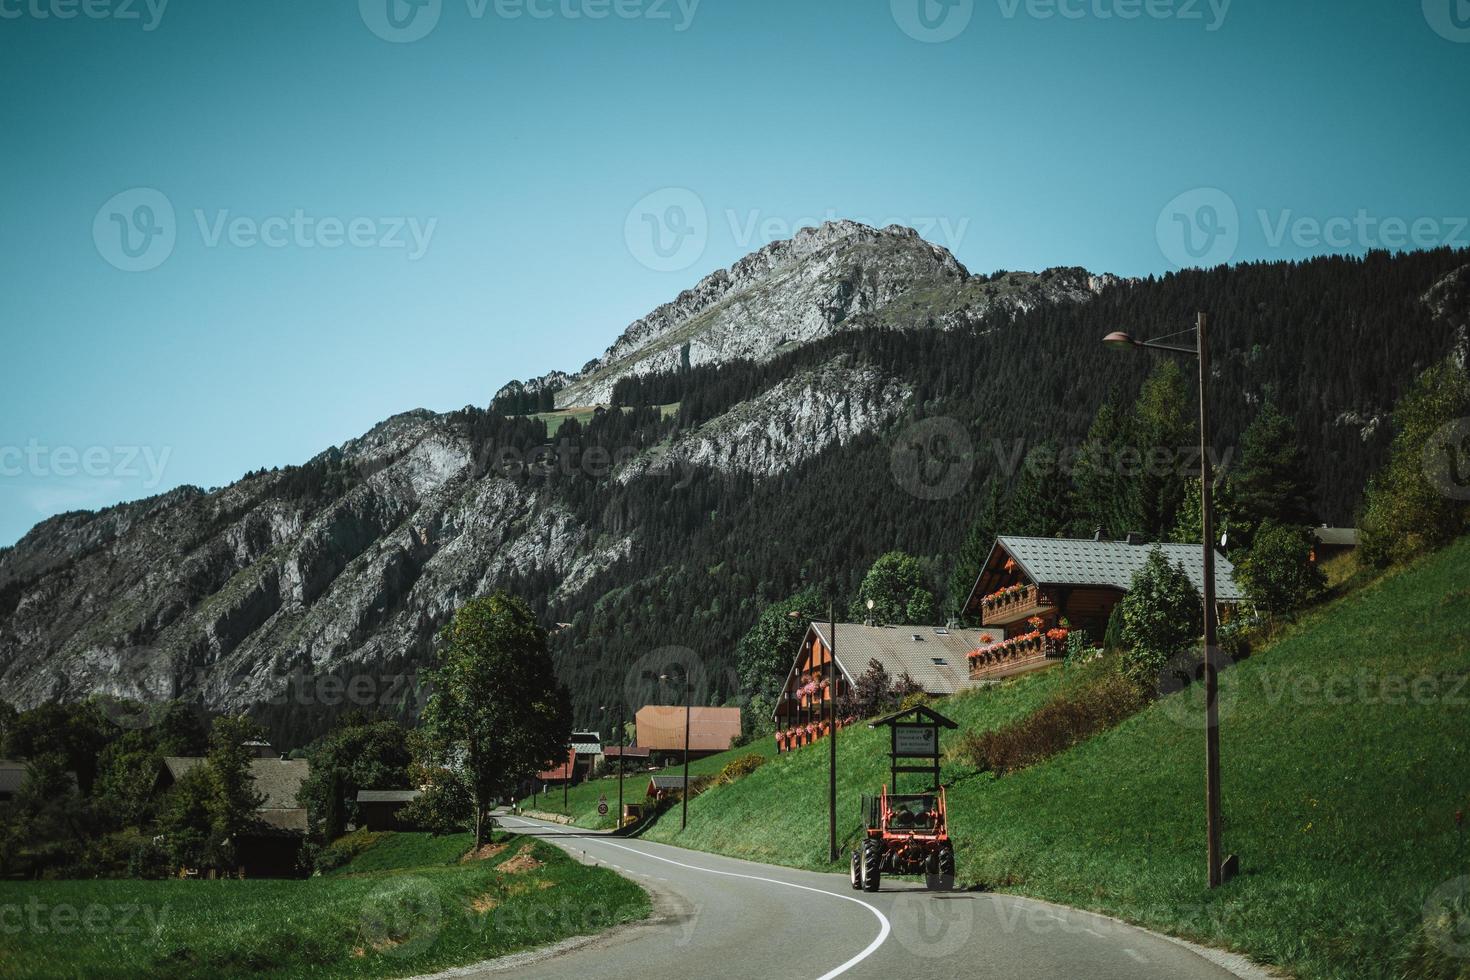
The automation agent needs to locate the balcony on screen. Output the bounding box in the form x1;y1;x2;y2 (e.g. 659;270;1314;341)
979;583;1056;627
967;630;1067;681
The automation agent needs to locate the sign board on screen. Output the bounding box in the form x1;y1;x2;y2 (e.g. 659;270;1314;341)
893;724;938;757
597;802;609;816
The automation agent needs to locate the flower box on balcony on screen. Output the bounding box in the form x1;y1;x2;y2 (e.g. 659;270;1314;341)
979;583;1056;626
967;628;1067;679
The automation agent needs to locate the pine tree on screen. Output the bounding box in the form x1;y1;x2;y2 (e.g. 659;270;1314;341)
1008;443;1075;538
946;477;1007;622
1131;361;1196;540
1070;395;1142;538
1225;399;1317;544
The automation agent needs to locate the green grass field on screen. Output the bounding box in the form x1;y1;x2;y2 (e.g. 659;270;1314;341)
0;833;650;980
639;538;1470;979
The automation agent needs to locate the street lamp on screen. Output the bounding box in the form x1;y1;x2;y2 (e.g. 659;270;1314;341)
1104;312;1228;889
659;669;692;831
790;599;839;864
601;703;625;830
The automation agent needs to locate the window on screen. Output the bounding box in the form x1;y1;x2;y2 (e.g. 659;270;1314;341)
931;657;948;666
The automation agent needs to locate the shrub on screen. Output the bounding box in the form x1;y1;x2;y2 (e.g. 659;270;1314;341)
309;828;385;875
1236;521;1325;623
1360;356;1470;566
715;753;765;786
956;673;1148;776
1119;547;1202;684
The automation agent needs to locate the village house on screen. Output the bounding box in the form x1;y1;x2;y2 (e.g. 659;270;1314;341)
535;731;605;787
771;535;1245;751
962;534;1243;681
355;789;423;831
634;706;741;762
771;622;1001;753
157;754;311;877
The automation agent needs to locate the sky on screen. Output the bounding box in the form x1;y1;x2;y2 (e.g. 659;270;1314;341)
1;0;1467;547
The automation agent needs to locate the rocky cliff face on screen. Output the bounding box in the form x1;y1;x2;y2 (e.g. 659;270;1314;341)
545;221;1112;407
0;220;1115;731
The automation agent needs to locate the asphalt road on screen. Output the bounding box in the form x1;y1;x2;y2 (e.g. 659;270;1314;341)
450;812;1247;980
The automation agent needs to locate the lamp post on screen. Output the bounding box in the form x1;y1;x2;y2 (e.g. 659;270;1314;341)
602;703;625;829
791;599;839;864
660;669;692;831
1104;312;1225;889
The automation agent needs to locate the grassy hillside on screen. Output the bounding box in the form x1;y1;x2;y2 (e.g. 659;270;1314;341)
641;538;1470;979
0;833;649;980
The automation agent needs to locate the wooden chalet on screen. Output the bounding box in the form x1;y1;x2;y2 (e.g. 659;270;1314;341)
772;622;1004;753
963;535;1243;682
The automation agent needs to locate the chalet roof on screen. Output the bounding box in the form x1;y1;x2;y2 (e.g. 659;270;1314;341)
648;775;688;791
571;740;603;756
634;706;742;753
357;789;422;804
162;756;311;813
808;623;997;697
993;536;1244;602
602;746;651;758
1313;527;1359;547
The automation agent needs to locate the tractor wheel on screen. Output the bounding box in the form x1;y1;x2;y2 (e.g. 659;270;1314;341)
861;839;882;893
849;851;862;891
928;843;955;891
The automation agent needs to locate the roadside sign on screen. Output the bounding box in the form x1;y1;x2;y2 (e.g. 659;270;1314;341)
597;802;609;816
893;724;938;757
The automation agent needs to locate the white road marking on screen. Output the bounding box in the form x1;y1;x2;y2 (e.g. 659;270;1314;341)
1084;927;1105;938
502;815;892;980
1125;948;1149;963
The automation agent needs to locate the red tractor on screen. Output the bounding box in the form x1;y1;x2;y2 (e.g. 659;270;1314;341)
849;786;955;892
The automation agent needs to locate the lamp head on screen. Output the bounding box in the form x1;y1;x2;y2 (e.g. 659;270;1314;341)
1103;331;1137;351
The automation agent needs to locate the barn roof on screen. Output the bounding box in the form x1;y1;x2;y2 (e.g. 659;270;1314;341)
648;775;688;790
634;706;742;753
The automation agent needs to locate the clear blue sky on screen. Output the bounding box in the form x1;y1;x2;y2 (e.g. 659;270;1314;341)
1;0;1466;546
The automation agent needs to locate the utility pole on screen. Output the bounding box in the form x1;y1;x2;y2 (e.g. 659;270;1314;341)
828;601;838;864
682;670;692;831
1104;312;1226;889
617;704;625;828
1198;312;1223;889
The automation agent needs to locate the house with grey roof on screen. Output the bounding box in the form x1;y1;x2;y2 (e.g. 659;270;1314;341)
356;789;423;831
771;622;1006;752
158;756;312;876
961;535;1242;681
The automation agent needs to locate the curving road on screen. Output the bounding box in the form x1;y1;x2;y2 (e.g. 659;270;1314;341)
448;812;1249;980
